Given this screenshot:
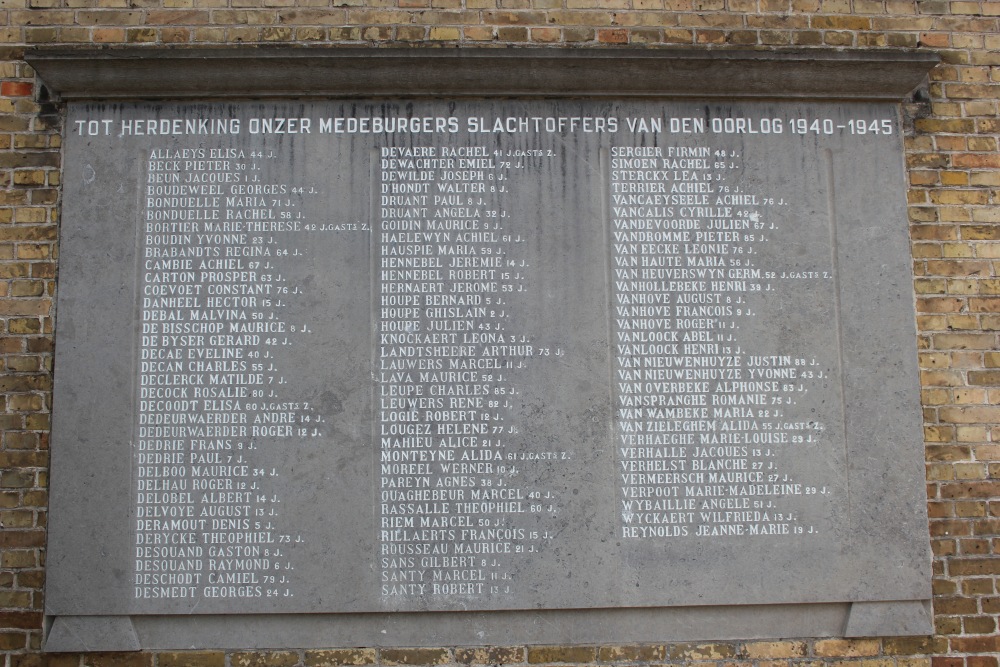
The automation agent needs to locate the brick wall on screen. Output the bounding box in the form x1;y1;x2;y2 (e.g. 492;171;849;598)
0;0;998;664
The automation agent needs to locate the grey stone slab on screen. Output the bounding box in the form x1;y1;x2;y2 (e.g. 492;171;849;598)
49;99;930;649
26;48;939;102
45;617;140;652
844;601;934;637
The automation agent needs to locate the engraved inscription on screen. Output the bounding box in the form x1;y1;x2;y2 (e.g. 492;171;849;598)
57;100;920;614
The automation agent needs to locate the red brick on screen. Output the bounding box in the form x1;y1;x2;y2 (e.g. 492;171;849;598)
950;558;1000;575
950;636;1000;653
0;612;42;630
1;82;33;97
968;657;999;667
597;28;628;42
0;530;46;548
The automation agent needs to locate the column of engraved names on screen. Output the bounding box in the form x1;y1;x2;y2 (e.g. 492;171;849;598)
377;144;541;602
610;142;818;540
136;144;308;603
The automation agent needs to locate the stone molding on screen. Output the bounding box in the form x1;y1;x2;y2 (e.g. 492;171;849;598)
26;47;939;101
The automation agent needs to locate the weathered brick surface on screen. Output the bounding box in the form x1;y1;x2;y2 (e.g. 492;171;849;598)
305;650;376;667
379;649;451;666
0;0;998;663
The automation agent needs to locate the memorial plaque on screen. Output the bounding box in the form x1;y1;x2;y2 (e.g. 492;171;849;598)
47;96;930;647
